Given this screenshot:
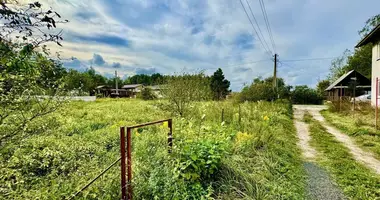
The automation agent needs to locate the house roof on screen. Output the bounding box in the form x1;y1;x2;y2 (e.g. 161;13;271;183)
147;85;161;90
325;70;371;91
96;85;111;89
355;23;380;48
121;84;142;89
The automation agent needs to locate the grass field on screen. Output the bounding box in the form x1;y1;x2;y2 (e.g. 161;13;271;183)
321;109;380;159
304;112;380;199
1;99;306;199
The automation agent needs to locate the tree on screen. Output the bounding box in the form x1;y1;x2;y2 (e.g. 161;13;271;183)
328;49;351;82
359;14;380;37
328;15;380;82
238;76;291;102
210;68;230;100
0;1;67;144
292;85;322;105
140;87;157;100
162;72;212;116
316;80;330;97
0;1;68;49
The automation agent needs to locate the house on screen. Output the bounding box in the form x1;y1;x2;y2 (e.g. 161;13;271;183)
96;84;143;98
96;85;112;97
325;70;371;101
121;84;143;98
355;23;380;105
147;85;163;98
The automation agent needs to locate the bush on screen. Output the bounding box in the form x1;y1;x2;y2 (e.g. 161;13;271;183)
291;85;323;104
140;87;157;100
238;77;291;102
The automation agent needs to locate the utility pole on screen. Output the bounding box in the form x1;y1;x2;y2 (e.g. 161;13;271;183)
115;70;119;95
273;53;278;93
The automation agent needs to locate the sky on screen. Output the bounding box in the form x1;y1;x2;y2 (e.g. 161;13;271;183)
40;0;380;91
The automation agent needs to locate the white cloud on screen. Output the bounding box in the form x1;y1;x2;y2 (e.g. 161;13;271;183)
38;0;380;91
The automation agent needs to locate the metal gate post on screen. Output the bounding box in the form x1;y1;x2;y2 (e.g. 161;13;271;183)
120;127;127;200
126;128;132;200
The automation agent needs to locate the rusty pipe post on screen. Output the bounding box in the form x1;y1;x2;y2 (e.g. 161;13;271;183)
120;127;127;200
126;127;132;200
168;119;173;153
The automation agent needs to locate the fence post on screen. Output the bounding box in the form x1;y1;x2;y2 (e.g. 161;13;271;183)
126;128;132;200
168;119;173;153
221;109;224;122
120;127;127;200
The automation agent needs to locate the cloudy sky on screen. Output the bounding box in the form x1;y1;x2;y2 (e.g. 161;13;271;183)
41;0;379;91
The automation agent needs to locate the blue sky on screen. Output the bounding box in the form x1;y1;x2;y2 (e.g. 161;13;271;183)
43;0;380;91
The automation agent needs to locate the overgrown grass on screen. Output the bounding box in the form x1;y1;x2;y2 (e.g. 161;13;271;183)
305;114;380;199
1;99;306;199
321;109;380;160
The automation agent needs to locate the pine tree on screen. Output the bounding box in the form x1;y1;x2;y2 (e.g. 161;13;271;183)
210;68;231;100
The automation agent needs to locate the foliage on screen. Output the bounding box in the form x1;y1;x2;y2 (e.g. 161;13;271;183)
328;15;379;82
0;42;66;145
161;72;212;116
210;68;230;100
64;68;107;95
358;14;380;37
328;49;351;82
316;79;330;97
291;85;323;105
139;87;157;100
1;99;307;199
124;73;164;85
175;140;226;182
306;116;380;199
238;76;291;102
0;1;68;48
0;1;67;145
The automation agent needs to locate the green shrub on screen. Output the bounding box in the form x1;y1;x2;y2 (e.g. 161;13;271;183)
139;87;157;100
291;85;323;104
175;140;226;182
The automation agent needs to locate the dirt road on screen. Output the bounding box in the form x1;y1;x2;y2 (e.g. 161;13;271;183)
293;105;345;200
294;105;380;175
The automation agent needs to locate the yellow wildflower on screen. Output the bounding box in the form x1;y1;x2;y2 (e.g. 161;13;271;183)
263;116;269;121
163;121;168;128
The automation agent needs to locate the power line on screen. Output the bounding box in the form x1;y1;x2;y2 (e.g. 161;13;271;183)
245;0;272;55
209;59;272;70
258;0;276;53
281;57;338;62
239;0;272;58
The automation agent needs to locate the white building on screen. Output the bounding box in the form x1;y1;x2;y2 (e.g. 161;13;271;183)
356;23;380;106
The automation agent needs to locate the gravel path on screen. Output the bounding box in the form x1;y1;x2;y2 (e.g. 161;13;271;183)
293;106;345;200
304;162;346;200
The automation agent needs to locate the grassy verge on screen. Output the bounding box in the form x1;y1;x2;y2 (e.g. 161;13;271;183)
305;112;380;199
1;99;306;199
321;110;380;160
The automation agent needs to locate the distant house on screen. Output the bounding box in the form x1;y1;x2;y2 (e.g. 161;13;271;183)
121;84;143;98
356;23;380;105
147;85;163;98
96;85;112;97
325;70;371;101
96;84;143;98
